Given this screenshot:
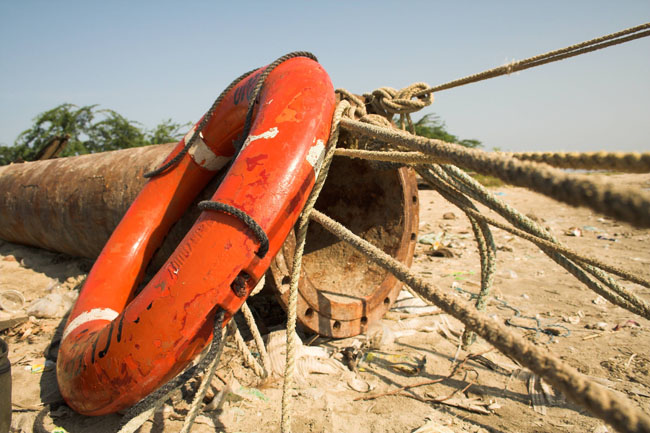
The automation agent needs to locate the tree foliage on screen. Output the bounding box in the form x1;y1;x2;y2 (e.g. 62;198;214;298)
413;114;482;149
0;104;189;165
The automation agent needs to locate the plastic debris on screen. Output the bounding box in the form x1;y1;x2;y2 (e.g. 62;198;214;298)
565;227;582;237
592;296;608;305
412;418;456;433
499;269;518;279
26;292;76;318
0;289;25;313
347;376;372;393
389;290;440;315
445;270;476;281
613;319;641;331
25;360;55;374
265;329;345;383
359;351;426;376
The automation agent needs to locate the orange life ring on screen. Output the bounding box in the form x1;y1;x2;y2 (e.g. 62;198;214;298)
56;55;335;415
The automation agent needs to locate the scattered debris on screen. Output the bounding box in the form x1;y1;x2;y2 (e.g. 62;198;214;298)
565;227;582;237
389;290;440;315
359;351;426;376
585;322;609;331
411;417;456;433
498;269;518;279
613;319;641;331
597;235;618;242
592;296;608;305
0;315;28;332
25;292;76;319
429;247;454;258
0;289;25;313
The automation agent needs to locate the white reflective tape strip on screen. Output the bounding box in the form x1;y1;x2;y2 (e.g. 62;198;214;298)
188;137;231;171
184;126;231;172
241;127;279;150
62;308;119;341
306;139;326;176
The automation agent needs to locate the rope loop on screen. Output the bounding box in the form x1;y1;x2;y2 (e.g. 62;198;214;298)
364;82;433;118
197;201;269;258
335;88;367;120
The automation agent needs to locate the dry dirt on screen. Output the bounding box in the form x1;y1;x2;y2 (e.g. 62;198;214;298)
1;173;649;433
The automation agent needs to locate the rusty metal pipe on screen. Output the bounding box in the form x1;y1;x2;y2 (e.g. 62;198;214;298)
0;144;419;337
0;144;175;258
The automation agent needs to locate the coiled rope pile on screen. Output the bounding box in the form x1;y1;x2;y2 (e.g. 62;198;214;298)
120;23;650;433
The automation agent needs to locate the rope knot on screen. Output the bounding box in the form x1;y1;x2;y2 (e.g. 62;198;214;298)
335;88;367;120
364;83;433;118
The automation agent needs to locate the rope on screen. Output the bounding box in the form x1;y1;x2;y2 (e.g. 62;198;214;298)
460;207;650;289
238;52;318;152
453;286;571;341
438;165;650;320
229;299;270;379
506;151;650;173
335;148;650;288
118;309;226;433
363;83;433;131
143;68;257;178
416;165;496;347
340;118;650;228
309;209;650;433
281;100;349;433
415;23;650;95
197;201;269;258
334;148;442;164
145;52;317;179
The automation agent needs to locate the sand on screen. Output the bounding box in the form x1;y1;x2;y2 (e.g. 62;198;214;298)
2;173;649;433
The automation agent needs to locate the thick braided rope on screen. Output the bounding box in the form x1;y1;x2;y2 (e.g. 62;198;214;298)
334;148;443;164
441;165;650;319
143;68;257;178
340;118;650;228
364;84;432;116
461;207;650;290
418;165;497;310
230;319;267;378
417;166;496;347
180;320;228;433
335;88;367;119
309;209;650;433
240;299;270;374
281;101;349;433
238;52;318;151
335;137;650;317
415;22;650;95
507;151;650;173
118;310;226;433
229;296;270;379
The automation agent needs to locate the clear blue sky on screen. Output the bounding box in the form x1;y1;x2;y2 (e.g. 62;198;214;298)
1;1;649;152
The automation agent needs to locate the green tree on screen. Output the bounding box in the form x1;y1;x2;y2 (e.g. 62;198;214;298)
413;114;482;149
0;104;189;165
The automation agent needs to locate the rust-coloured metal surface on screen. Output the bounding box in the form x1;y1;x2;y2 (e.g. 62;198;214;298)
269;157;419;337
0;144;174;259
0;144;418;339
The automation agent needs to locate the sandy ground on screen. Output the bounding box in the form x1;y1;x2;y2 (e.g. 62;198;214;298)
1;173;649;433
